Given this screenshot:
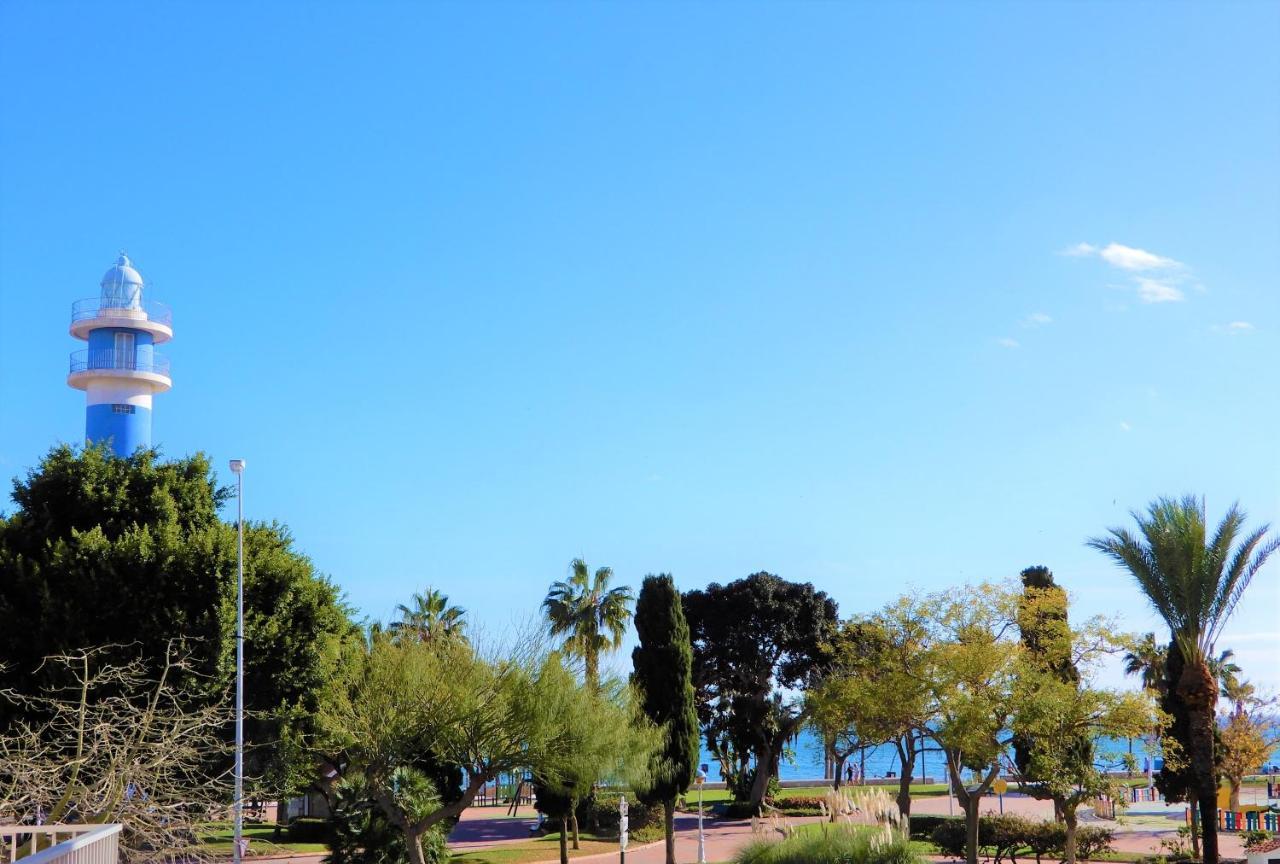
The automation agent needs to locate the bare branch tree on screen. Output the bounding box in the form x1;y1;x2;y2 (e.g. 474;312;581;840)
0;643;231;864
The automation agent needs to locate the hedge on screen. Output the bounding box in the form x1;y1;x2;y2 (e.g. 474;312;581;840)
929;814;1114;863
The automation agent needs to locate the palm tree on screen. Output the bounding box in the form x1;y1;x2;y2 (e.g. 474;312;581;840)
1123;632;1166;693
1089;496;1278;864
1207;648;1242;692
542;558;634;691
1220;675;1256;717
390;588;467;644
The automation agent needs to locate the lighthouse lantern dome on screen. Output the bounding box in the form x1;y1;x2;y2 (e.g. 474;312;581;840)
100;253;144;310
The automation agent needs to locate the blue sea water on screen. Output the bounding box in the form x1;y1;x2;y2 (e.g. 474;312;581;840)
696;729;1164;783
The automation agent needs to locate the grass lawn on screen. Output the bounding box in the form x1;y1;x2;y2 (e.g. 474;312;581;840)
450;833;623;864
198;823;327;856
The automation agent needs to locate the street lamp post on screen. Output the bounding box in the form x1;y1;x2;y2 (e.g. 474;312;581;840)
696;766;708;864
229;459;246;864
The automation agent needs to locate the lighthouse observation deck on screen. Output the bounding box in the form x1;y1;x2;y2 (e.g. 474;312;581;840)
67;348;172;392
70;296;174;343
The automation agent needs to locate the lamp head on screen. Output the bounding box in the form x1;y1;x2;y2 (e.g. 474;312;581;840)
229;459;246;474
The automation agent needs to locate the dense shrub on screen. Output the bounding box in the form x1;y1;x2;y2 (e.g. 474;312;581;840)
288;817;329;844
1074;826;1115;860
930;819;968;858
1243;830;1272;850
722;801;762;819
909;815;960;841
984;814;1034;864
735;824;921;864
929;815;1113;863
583;790;662;836
1023;821;1067;864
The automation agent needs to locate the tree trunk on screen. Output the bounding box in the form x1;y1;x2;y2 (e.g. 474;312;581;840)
1063;809;1078;864
1198;789;1219;864
833;754;847;791
1229;780;1241;811
404;827;427;864
1178;657;1220;864
1188;800;1201;860
585;652;599;693
559;816;569;864
894;734;917;819
964;797;981;864
747;746;773;812
571;808;580;849
663;800;676;864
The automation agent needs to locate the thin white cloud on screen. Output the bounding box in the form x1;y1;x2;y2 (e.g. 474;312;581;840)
1119;421;1132;432
997;337;1020;349
1212;321;1255;335
1023;312;1052;327
1134;277;1184;304
1098;243;1182;272
1061;242;1098;257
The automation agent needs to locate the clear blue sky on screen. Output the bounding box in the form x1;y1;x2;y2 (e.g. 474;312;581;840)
2;2;1277;688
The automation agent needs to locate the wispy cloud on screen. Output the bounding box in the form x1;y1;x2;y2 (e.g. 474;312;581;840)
1134;277;1185;304
1119;421;1132;432
1212;321;1255;335
1066;241;1193;304
1022;312;1053;327
1061;242;1097;257
996;337;1020;349
1097;243;1182;272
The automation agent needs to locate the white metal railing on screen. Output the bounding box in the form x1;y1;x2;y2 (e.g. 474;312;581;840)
0;825;121;864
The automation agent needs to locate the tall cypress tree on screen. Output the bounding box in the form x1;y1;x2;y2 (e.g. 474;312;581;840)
631;574;699;864
1013;565;1089;816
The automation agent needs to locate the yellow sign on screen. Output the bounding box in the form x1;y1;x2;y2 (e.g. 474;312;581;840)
992;779;1008;795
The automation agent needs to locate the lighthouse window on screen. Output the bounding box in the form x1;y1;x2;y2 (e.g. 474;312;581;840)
112;404;136;415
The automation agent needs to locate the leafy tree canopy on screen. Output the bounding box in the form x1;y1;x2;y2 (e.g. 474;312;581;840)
0;444;358;792
682;572;837;808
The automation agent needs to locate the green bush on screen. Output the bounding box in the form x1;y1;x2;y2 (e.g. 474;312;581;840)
1244;830;1272;850
1023;821;1067;864
288;817;329;844
909;815;960;841
735;824;921;864
928;815;1112;863
983;814;1033;864
583;790;661;836
722;801;762;819
1075;826;1115;860
930;819;968;858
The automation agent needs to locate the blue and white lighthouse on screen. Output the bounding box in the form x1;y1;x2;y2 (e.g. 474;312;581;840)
67;254;173;456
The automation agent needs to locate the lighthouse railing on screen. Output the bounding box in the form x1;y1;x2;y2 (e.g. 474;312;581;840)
69;349;171;378
71;298;172;328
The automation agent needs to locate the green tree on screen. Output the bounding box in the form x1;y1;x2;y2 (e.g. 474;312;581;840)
631;574;699;864
1123;633;1166;693
809;608;931;816
917;584;1019;864
317;632;645;864
390;588;467;645
0;444;357;793
543;558;634;691
1010;575;1156;864
1012;565;1086;821
683;572;838;811
1089;496;1278;864
533;671;657;864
